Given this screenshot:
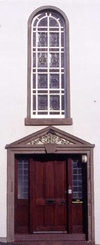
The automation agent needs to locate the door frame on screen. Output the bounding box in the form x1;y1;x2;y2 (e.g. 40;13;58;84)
6;126;95;243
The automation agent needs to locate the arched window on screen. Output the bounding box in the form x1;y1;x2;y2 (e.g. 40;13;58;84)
25;6;72;125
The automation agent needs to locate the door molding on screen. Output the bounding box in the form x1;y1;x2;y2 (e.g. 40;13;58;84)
5;126;95;243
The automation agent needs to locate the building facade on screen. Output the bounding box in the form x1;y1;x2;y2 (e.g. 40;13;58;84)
0;1;100;244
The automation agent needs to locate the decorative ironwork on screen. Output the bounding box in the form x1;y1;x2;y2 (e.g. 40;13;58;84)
27;133;74;145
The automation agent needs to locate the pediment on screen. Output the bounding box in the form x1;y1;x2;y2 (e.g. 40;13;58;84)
6;126;94;149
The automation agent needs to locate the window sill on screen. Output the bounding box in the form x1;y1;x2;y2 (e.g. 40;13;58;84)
25;117;73;126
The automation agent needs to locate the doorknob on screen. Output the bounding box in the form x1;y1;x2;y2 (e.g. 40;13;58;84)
61;200;66;206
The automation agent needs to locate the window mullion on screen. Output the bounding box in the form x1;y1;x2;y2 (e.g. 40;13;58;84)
31;24;33;117
48;14;50;116
59;23;62;116
36;24;38;116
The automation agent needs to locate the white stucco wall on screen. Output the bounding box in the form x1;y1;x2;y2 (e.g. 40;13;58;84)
0;0;100;244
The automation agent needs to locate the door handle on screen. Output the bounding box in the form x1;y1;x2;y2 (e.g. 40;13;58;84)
61;200;66;206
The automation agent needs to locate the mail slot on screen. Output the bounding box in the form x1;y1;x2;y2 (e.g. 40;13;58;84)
46;199;56;205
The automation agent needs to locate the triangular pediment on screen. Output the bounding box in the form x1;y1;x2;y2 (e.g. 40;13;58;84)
6;126;94;149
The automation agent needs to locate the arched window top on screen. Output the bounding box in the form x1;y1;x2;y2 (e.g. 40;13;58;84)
28;6;69;26
32;11;65;28
25;6;72;126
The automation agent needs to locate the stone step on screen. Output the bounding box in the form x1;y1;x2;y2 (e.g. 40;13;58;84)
15;233;86;241
14;233;95;245
13;241;95;245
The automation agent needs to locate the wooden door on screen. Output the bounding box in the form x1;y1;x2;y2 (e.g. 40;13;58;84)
15;154;87;235
30;156;67;232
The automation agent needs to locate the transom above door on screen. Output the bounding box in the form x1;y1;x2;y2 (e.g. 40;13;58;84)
15;154;87;235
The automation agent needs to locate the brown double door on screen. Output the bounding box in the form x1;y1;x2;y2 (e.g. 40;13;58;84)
30;155;67;232
15;154;87;235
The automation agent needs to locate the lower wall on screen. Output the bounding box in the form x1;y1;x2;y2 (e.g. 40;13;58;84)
0;237;7;242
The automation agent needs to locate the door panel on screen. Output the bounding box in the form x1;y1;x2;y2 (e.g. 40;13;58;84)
72;203;83;233
30;158;67;232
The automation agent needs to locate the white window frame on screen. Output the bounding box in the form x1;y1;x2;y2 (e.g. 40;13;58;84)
25;6;72;125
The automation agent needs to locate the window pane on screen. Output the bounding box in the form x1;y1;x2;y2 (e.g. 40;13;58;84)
33;32;36;46
38;17;47;26
38;53;47;67
33;95;36;110
38;74;47;88
38;95;47;110
33;53;36;67
18;159;28;199
49;33;59;47
33;74;36;88
62;95;64;110
38;112;48;115
61;32;64;46
61;74;64;88
49;17;59;27
61;53;64;67
50;74;59;88
72;160;83;200
50;95;59;110
50;53;59;67
38;33;47;47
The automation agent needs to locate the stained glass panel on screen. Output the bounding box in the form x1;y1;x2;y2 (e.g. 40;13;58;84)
49;17;59;27
33;95;36;110
38;95;47;110
33;74;36;89
38;17;47;26
38;74;47;88
50;74;59;88
50;53;59;67
62;95;64;110
38;53;47;67
61;74;64;88
33;33;36;46
61;32;64;46
61;53;64;67
33;53;36;67
38;33;47;47
49;33;59;47
50;95;59;110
